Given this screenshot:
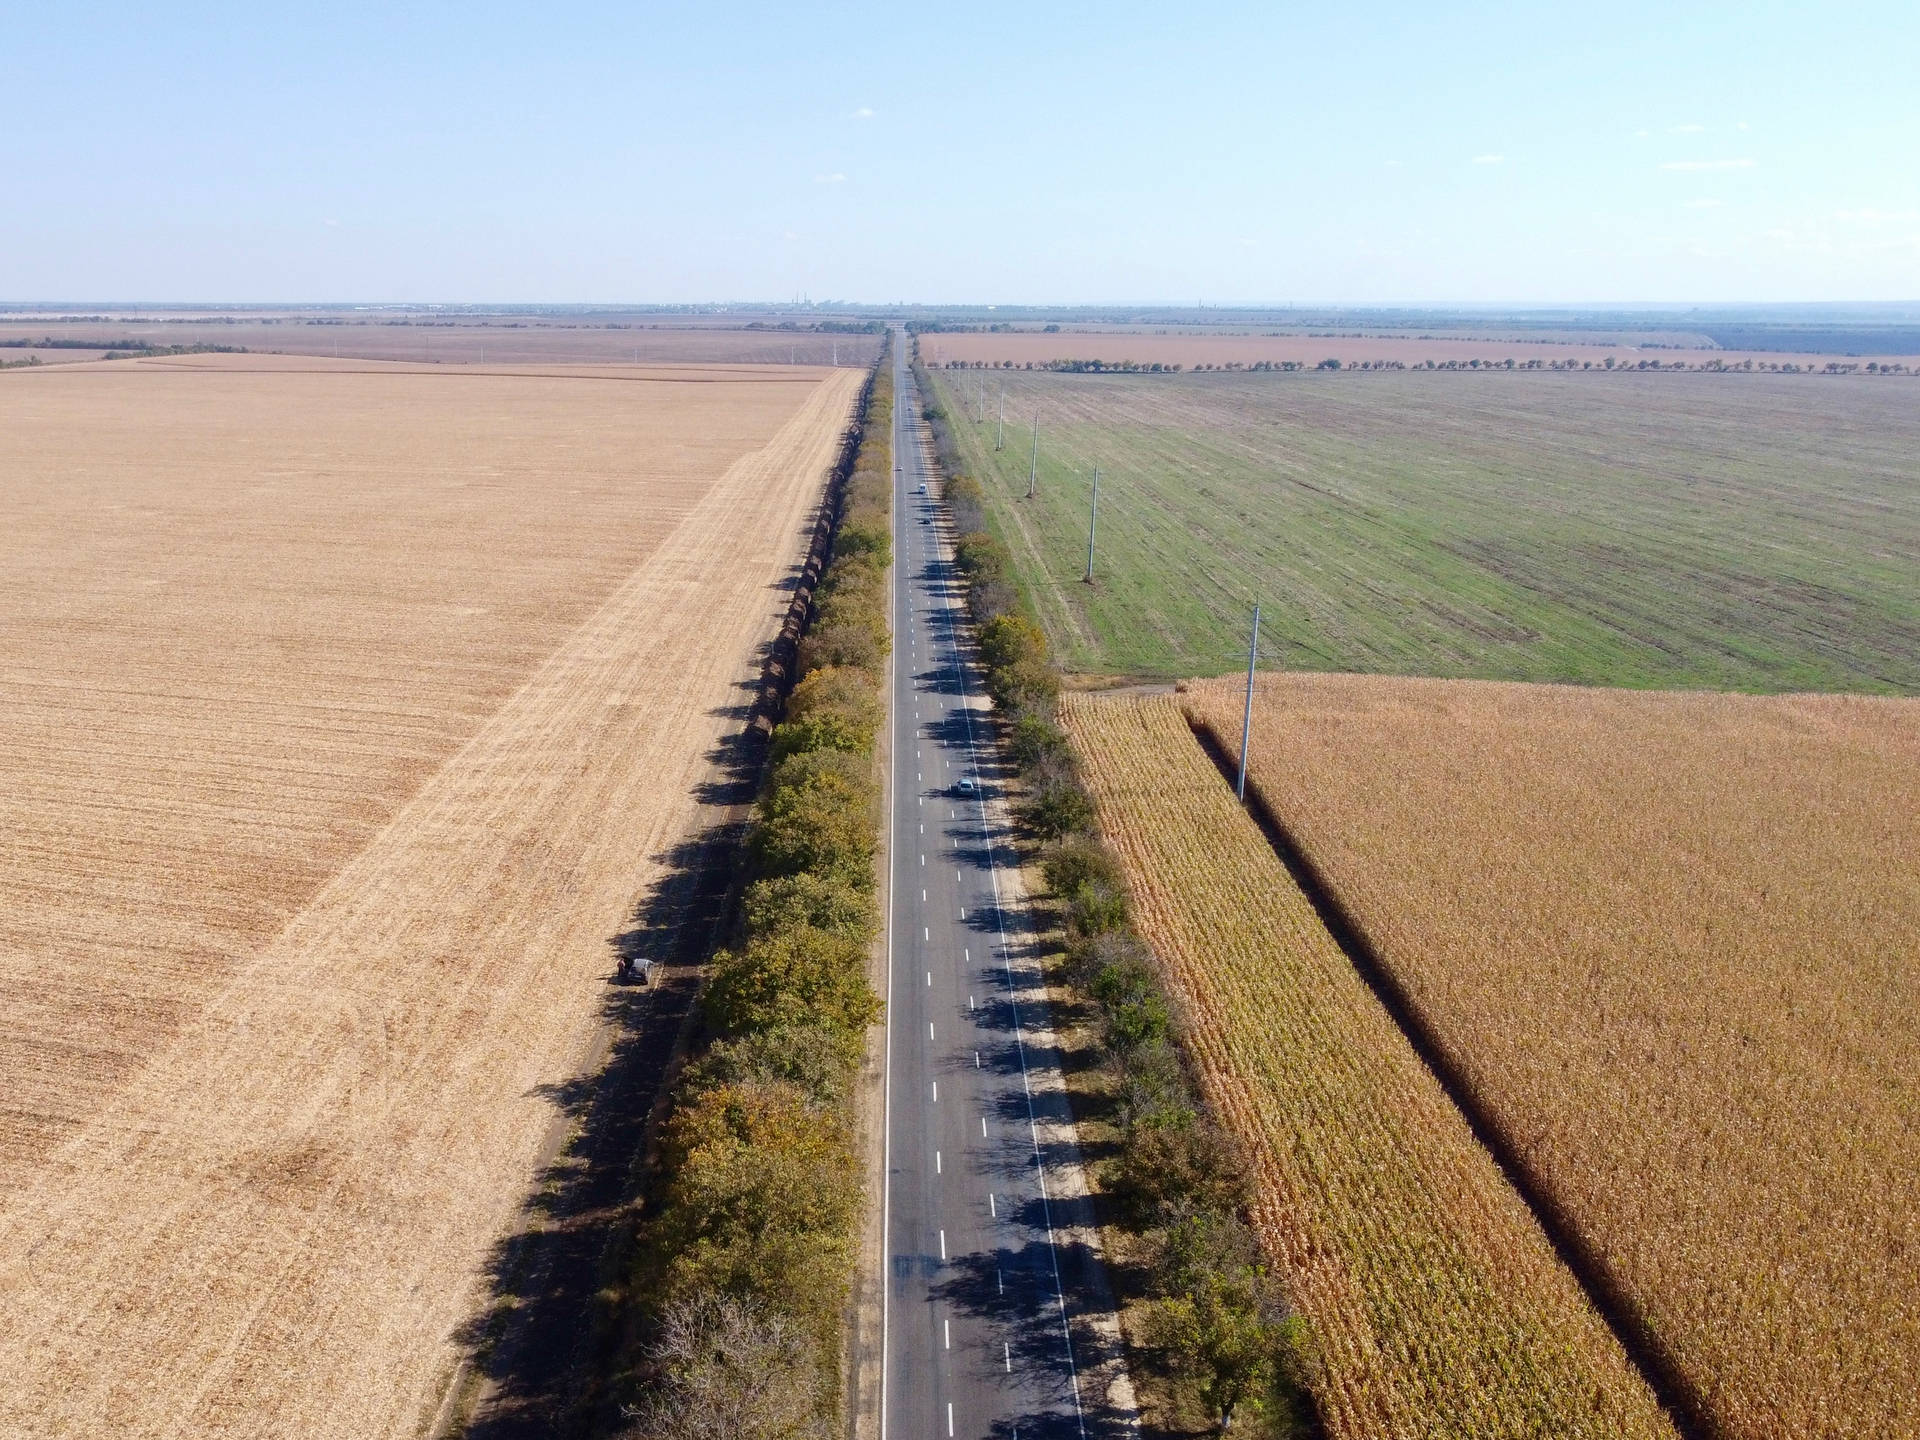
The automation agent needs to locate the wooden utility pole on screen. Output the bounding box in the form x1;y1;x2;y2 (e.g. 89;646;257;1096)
1026;415;1039;499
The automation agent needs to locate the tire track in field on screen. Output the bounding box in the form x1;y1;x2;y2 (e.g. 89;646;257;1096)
0;369;863;1440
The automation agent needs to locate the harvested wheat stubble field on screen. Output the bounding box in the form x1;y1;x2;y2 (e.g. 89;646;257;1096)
0;316;880;368
930;366;1920;692
1184;672;1920;1440
1059;691;1677;1440
0;352;862;1437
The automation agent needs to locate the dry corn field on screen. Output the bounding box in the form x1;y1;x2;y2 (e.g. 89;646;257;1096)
1058;691;1678;1440
0;352;862;1437
1183;673;1920;1440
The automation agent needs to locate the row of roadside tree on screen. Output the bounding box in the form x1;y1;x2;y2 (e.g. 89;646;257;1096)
617;343;894;1440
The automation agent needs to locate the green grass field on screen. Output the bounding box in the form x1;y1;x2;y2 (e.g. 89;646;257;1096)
928;365;1920;691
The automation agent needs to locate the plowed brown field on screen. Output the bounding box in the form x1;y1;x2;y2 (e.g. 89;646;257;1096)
0;353;861;1437
1184;672;1920;1440
1060;691;1676;1440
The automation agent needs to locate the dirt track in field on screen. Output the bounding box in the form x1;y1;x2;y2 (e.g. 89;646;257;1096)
0;355;862;1437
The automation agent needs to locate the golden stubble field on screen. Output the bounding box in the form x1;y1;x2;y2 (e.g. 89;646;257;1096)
0;353;862;1436
1183;673;1920;1439
0;317;879;367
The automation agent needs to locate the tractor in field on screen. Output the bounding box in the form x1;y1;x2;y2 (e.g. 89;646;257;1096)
615;954;653;986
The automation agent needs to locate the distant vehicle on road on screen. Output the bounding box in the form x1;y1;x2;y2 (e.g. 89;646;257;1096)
916;483;928;494
956;774;977;796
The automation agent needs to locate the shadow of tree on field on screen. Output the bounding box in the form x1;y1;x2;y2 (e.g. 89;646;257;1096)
449;812;740;1439
446;503;836;1438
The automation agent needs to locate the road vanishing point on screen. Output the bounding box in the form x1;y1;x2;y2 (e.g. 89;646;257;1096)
881;335;1134;1439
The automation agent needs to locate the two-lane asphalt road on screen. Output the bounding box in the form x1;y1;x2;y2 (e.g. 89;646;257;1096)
882;338;1128;1440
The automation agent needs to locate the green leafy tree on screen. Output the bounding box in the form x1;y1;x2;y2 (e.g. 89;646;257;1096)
1147;1212;1300;1433
681;1023;853;1109
741;872;875;943
978;613;1047;674
1042;834;1123;899
704;926;881;1048
988;654;1060;712
1007;708;1070;770
770;666;882;761
797;620;886;677
656;1079;860;1341
1019;775;1095;839
1110;1111;1249;1229
751;752;876;886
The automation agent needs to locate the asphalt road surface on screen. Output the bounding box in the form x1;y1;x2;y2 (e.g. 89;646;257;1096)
882;338;1132;1440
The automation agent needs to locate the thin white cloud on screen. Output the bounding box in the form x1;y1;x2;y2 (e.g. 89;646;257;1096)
1660;158;1756;171
813;172;848;184
1669;123;1707;134
782;229;800;240
1762;219;1920;256
848;106;875;120
1384;158;1404;168
1472;153;1505;165
1736;120;1751;132
1634;128;1651;139
1685;198;1723;209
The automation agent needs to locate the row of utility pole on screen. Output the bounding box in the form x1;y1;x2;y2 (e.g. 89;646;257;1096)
960;371;1263;808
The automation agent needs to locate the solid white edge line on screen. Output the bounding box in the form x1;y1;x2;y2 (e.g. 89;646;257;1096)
879;342;898;1440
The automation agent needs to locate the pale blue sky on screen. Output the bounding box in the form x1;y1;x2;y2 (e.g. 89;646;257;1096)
4;1;1916;303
